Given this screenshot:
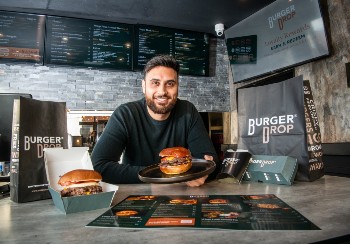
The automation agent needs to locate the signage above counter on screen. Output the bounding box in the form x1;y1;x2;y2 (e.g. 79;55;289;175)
225;0;330;83
0;11;210;76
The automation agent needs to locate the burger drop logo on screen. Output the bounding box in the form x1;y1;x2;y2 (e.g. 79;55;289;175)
24;136;64;158
247;114;297;143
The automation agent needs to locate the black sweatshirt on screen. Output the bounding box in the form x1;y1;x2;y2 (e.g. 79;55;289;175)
91;98;218;184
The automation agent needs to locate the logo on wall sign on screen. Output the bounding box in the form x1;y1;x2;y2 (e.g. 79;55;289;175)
268;4;296;30
247;114;297;143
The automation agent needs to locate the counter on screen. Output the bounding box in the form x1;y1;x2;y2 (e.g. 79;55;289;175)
1;175;350;243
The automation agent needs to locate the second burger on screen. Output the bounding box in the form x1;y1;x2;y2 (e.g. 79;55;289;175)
58;169;103;197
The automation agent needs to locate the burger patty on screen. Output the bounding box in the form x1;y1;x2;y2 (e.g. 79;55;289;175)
159;157;190;167
61;185;103;197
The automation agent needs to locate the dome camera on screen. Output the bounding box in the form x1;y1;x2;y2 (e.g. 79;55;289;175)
215;23;225;37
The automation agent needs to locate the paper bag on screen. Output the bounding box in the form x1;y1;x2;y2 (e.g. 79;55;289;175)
10;97;68;202
237;76;324;181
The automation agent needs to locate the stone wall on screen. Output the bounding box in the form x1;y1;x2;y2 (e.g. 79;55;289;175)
294;0;350;143
0;38;230;112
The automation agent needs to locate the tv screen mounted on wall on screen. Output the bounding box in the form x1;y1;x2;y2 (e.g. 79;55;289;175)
0;11;45;65
45;16;133;71
134;24;210;76
225;0;330;83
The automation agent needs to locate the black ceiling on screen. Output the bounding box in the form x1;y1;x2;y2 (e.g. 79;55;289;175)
0;0;276;36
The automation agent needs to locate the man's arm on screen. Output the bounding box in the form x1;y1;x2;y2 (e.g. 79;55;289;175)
185;105;219;187
91;108;144;184
186;105;219;163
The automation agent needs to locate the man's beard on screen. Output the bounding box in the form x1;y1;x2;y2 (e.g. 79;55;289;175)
145;95;177;114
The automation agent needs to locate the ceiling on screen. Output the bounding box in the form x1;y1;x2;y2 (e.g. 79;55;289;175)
0;0;276;36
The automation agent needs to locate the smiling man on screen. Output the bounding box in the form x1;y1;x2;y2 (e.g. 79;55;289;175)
91;55;218;186
143;65;178;120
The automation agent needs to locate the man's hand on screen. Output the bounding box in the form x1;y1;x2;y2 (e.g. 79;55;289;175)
203;155;213;161
185;155;213;187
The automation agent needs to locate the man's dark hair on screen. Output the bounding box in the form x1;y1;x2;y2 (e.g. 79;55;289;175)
143;55;180;78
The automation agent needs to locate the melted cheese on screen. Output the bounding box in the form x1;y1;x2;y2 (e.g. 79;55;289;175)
67;182;99;188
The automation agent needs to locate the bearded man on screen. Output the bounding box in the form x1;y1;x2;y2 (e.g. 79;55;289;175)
91;55;218;186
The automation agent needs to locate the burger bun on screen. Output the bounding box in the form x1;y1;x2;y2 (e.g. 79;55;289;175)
159;147;190;158
58;169;102;187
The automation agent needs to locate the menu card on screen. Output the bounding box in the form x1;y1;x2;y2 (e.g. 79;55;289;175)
86;194;319;230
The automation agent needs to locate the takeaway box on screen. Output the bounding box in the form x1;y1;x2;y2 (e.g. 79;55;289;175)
44;147;118;214
243;155;298;185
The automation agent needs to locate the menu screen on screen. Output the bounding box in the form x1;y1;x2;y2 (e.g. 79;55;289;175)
45;16;133;70
134;25;209;76
87;194;319;230
0;11;45;64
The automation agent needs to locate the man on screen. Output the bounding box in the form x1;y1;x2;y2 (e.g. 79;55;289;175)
91;55;218;187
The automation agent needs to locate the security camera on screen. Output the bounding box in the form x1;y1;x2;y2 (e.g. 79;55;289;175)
215;23;225;37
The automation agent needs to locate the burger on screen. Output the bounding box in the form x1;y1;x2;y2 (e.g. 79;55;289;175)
127;195;156;201
202;211;224;218
58;169;103;197
169;199;197;204
115;210;139;217
255;203;281;209
159;147;192;174
209;199;229;204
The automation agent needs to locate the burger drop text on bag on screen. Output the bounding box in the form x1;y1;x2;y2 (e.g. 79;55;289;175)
247;114;296;143
24;136;64;158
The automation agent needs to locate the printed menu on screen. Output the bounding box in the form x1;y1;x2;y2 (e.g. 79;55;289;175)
86;194;320;230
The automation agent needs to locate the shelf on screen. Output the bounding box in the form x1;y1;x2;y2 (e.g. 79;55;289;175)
208;112;223;138
210;126;223;131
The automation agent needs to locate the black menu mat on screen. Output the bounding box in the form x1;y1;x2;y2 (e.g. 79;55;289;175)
86;194;320;230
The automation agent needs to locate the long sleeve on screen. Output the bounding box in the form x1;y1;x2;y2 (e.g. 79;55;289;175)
91;98;218;184
91;101;147;184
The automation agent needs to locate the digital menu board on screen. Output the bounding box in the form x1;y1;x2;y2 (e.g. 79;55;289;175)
134;25;209;76
0;11;45;64
1;12;210;76
45;16;133;70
